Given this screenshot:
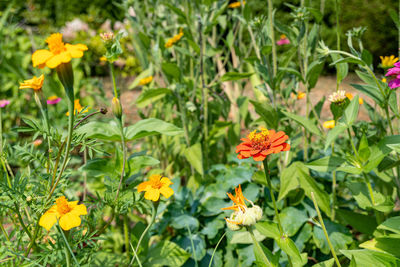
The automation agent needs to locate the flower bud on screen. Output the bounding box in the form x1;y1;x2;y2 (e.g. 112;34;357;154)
249;205;263;221
111;97;122;118
226;220;241;231
241;210;257;226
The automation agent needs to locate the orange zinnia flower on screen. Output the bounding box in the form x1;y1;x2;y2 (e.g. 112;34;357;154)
221;184;248;213
32;33;88;69
236;127;290;161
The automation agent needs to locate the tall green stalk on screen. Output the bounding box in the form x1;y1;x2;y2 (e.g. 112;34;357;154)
263;158;283;235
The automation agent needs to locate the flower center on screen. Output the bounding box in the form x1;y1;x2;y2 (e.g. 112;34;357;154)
151;181;163;189
247;128;271;150
56;196;71;215
46;33;66;54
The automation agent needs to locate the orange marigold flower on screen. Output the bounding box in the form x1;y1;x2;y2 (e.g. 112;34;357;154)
39;196;87;231
297;91;306;100
165;29;184;48
137;174;174;201
345;92;363;104
236;127;290;161
32;33;88;69
323;120;335;129
139;76;153;86
66;99;89;116
228;1;245;8
19;74;45;91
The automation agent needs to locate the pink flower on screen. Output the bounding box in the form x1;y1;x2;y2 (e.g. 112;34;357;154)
385;62;400;89
0;100;10;108
47;96;61;105
277;34;290;46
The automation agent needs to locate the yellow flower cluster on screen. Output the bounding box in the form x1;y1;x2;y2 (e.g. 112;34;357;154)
19;75;45;91
248;127;269;143
165;29;184;48
380;55;398;68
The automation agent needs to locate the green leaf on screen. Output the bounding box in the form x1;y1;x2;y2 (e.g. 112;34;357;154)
360;237;400;257
230;229;266;244
324;123;347;150
249;100;278;129
281;110;322;137
280;207;308;237
128;68;152;89
145;241;190;266
276;236;305;267
278;162;303;201
171;214;199;232
347;182;394;212
313;220;352;254
331;54;348;84
341;249;400;267
335;209;377;235
176;234;206;261
312;259;334;267
389;91;399;116
125;118;183;141
75;121;120;141
220;72;254;82
162;62;181;81
344;95;359;126
306;61;324;89
377;216;400;234
305;156;345;172
351;83;384;106
183;143;204;175
136;88;173;108
255;221;280;240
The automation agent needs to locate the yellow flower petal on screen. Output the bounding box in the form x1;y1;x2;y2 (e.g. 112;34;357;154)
39;206;59;231
144;189;160;201
66;43;88;51
160;186;174;199
160;177;172;187
46;52;71;69
59;212;82;231
32;49;53;68
70;204;88;216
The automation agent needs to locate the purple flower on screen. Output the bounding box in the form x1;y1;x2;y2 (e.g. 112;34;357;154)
277;34;290;46
385;63;400;89
0;100;10;108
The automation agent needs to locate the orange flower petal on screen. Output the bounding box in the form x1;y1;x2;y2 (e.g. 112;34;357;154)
32;49;53;67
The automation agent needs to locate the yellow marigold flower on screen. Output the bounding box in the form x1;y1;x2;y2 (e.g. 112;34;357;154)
346;92;363;104
137;174;174;201
323;120;335;129
165;29;184;48
32;33;88;69
382;78;387;83
297;91;306;100
228;1;245;8
66;99;89;116
139;76;153;86
328;90;346;103
380;55;398;68
100;56;107;62
19;74;45;91
39;196;87;231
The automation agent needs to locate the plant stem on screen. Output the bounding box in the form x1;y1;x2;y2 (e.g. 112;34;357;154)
248;227;272;267
208;232;226;267
132;202;158;266
199;18;208;171
58;227;79;267
263;158;283;236
311;192;341;267
124;216;130;260
114;119;127;201
335;0;341;50
346;128;358;158
362;173;375;206
268;0;277;77
110;63;119;98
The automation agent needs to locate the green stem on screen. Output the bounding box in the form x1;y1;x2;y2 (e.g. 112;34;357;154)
208;233;226;267
268;0;277;77
114;119;127;202
346;128;358;158
48;95;74;200
124;216;130;260
199;19;208;171
311;192;342;267
58;227;79;267
248;227;272;267
262;158;283;236
335;0;341;50
110;63;118;98
34;92;52;173
134;202;157;261
14;203;32;239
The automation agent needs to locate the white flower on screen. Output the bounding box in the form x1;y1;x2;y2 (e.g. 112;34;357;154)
328;90;346;103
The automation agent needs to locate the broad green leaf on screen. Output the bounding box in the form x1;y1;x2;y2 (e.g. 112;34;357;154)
162;62;181;81
347;182;394;212
377;216;400;234
125;118;183;141
341;249;400;267
335;209;377;235
351;83;384;106
136;88;172;108
306;61;324;89
249;100;278;129
252;170;268;186
220;72;254;82
171;214;199;232
276;236;306;267
145;241;190;266
331;54;348;84
281;110;322;137
183;143;204;175
75;121;120;141
344;95;359;126
278;162;303;201
230;229;266;244
324;123;347;150
176;234;206;261
388;91;399;116
330;57;364;66
305;156;345;172
280;207;308;237
313;220;352;254
312;258;334;267
360;237;400;257
255;221;280;240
